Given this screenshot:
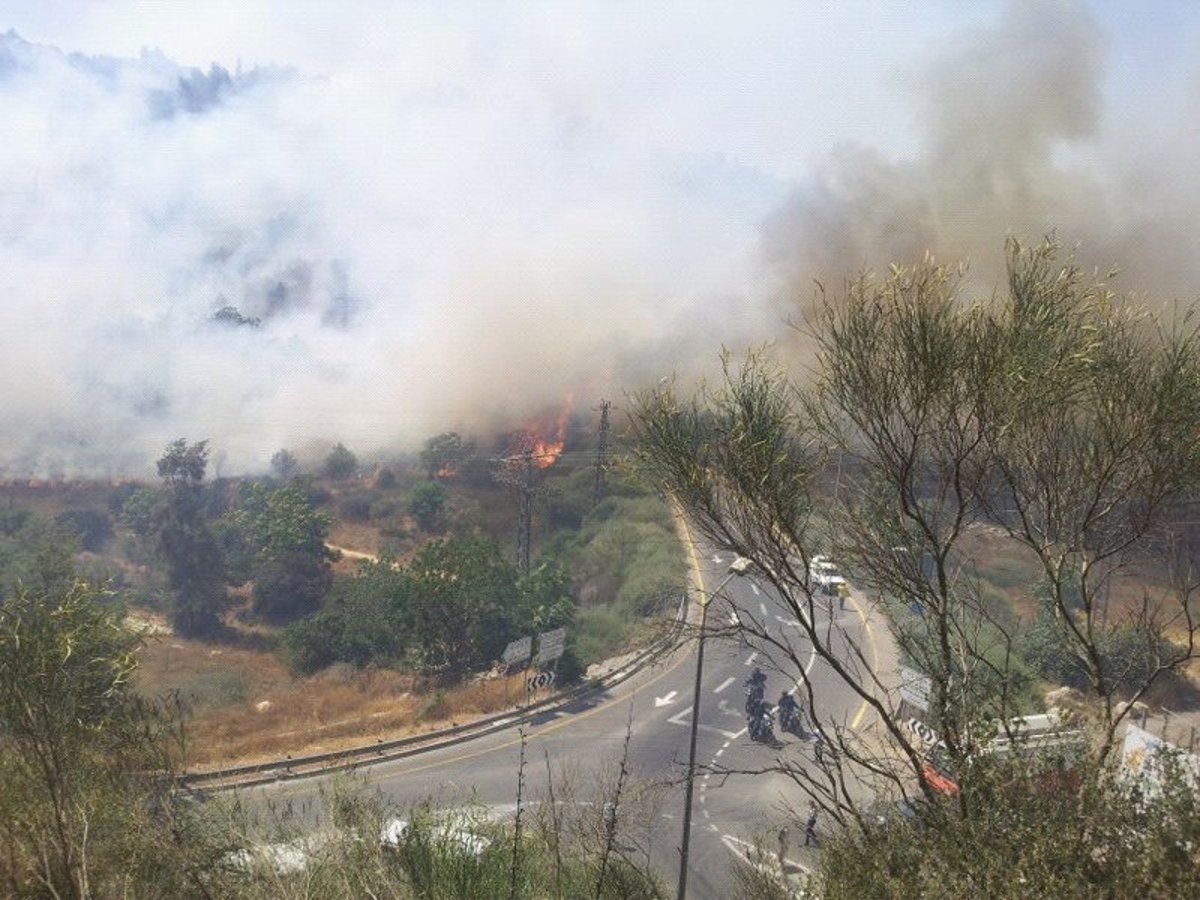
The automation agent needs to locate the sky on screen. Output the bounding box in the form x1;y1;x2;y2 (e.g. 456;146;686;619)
2;1;1199;476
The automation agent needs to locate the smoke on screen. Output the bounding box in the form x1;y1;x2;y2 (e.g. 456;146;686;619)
2;2;1199;477
763;0;1200;306
0;26;779;477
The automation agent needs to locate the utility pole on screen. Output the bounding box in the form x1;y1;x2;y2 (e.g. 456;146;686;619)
593;399;611;504
516;449;534;575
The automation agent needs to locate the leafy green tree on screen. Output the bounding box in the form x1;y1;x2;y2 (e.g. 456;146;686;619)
420;431;465;479
270;447;298;479
0;578;138;895
54;506;113;552
0;506;32;536
155;439;228;637
408;480;449;532
323;442;359;480
232;481;335;622
285;538;527;679
811;752;1200;899
0;563;236;897
117;485;162;539
633;238;1200;829
403;537;521;678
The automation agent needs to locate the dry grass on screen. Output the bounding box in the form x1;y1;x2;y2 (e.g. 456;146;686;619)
135;632;536;768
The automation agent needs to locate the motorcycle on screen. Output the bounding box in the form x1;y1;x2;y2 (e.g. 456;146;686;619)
748;702;776;743
745;683;765;715
778;701;803;736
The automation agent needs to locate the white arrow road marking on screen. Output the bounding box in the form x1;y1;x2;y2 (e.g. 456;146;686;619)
744;651;758;666
665;706;747;738
712;554;723;564
729;611;740;626
713;676;735;694
654;690;678;708
667;706;693;726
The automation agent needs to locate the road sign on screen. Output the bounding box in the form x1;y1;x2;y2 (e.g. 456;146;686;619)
906;717;940;747
534;626;567;664
899;666;931;713
502;635;533;665
526;670;556;692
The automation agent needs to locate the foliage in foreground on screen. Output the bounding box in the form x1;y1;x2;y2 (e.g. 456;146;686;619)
0;550;664;897
810;752;1200;900
0;572;227;898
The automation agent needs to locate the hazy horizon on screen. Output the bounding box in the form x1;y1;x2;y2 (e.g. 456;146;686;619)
2;1;1198;477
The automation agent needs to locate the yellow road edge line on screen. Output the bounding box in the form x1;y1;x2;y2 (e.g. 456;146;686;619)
848;589;879;731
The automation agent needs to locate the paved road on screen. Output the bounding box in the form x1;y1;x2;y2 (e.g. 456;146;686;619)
250;538;880;897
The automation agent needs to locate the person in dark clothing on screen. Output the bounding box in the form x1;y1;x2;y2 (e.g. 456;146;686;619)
804;802;819;847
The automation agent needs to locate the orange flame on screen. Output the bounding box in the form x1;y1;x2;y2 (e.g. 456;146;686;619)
513;401;572;468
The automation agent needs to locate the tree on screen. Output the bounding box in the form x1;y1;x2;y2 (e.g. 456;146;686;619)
632;238;1200;831
421;431;466;480
323;442;358;480
399;537;522;678
409;480;449;532
0;562;238;897
284;537;527;679
810;752;1200;898
231;480;335;622
54;507;113;552
270;447;298;479
0;577;138;895
155;439;228;637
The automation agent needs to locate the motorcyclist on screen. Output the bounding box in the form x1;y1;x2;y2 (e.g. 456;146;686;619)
777;690;799;732
745;667;767;714
749;696;776;743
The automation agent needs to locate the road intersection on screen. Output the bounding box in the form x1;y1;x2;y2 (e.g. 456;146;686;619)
249;537;882;898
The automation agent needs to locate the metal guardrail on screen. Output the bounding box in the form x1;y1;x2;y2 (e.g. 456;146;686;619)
181;594;691;791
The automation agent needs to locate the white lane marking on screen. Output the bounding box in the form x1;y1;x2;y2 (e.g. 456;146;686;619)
760;602;768;617
715;748;724;757
709;824;719;832
721;834;811;880
654;690;678;707
666;705;745;739
751;582;761;596
713;677;736;694
667;706;693;726
775;615;801;628
703;809;711;819
744;651;758;666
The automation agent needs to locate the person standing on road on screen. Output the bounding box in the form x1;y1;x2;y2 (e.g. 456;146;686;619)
804;802;819;847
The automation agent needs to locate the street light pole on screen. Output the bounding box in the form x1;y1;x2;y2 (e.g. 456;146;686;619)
678;555;751;900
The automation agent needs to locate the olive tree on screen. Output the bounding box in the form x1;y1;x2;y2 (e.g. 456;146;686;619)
632;239;1200;827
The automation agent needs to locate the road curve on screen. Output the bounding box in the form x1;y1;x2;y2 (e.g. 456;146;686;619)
247;534;878;897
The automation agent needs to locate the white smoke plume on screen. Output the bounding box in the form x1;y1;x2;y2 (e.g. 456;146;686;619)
0;25;781;477
2;2;1198;476
763;0;1200;308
